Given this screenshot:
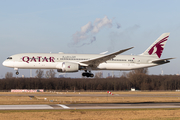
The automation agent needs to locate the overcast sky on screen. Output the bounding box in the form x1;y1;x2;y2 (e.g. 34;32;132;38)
0;0;180;78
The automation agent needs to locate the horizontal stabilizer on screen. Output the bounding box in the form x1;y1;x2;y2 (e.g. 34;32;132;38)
151;58;175;64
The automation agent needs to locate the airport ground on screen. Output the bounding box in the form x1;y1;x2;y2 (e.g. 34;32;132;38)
1;91;180;105
1;91;180;120
1;108;180;120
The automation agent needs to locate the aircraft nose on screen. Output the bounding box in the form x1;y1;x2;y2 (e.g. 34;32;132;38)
2;60;9;67
2;60;14;68
2;61;7;66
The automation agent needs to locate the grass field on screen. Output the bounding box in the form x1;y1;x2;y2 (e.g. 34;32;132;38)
0;91;180;120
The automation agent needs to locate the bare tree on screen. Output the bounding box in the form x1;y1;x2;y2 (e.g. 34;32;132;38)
95;72;103;78
126;68;148;78
133;68;148;74
35;69;44;78
96;84;103;90
121;72;127;78
126;68;148;90
45;69;56;78
5;72;13;78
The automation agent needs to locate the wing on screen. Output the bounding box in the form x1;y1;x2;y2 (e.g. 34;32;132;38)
151;58;175;64
80;47;134;67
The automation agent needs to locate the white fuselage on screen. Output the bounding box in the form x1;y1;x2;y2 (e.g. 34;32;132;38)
2;53;159;71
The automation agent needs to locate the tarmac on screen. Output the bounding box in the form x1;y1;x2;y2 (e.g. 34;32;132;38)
1;103;180;110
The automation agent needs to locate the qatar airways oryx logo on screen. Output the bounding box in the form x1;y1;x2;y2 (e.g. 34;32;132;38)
22;56;55;63
148;36;169;58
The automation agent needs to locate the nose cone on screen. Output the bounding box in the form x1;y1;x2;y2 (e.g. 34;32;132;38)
2;61;6;66
2;60;14;68
2;60;11;67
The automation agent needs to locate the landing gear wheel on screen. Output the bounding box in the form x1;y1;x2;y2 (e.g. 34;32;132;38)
90;73;94;77
82;72;94;78
16;71;19;75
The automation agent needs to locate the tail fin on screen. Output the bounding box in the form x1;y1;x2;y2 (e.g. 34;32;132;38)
141;33;170;58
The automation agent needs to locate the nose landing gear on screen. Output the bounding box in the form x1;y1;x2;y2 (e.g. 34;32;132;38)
14;68;19;75
16;71;19;75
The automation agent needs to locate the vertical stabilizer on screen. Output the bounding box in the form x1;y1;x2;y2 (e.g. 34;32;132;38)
141;33;170;58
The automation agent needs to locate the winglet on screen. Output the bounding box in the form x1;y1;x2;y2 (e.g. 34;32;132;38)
100;51;108;54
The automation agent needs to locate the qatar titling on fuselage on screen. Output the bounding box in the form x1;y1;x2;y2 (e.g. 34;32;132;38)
3;33;174;77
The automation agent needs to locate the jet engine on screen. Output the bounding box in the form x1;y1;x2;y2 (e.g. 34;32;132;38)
57;62;79;72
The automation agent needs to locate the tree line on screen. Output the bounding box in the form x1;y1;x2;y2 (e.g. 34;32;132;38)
1;72;180;91
5;69;56;79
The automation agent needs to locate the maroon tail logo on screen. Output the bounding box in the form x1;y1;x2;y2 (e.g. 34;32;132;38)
148;36;169;58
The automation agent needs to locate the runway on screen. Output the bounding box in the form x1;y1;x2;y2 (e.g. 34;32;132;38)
1;103;180;110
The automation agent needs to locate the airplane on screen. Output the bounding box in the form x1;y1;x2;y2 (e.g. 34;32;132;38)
2;33;174;77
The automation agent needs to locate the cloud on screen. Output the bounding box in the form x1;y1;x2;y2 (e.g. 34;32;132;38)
70;16;113;47
78;36;96;47
81;22;93;33
92;16;112;33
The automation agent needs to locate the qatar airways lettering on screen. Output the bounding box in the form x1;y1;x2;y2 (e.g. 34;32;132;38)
22;56;55;63
2;33;174;77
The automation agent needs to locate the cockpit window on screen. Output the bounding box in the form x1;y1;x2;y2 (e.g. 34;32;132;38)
7;57;12;59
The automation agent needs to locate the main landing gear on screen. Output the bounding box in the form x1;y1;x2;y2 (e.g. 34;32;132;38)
82;70;94;77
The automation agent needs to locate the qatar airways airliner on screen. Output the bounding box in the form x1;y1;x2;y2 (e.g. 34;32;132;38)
3;33;174;77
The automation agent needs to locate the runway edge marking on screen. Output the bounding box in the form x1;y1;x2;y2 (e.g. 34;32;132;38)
57;104;70;109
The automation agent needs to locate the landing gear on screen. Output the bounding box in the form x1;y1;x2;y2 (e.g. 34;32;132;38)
82;71;94;78
16;71;19;75
14;68;19;75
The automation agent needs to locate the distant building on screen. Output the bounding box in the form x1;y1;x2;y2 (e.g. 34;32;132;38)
108;73;110;77
59;75;65;78
11;89;44;92
131;88;135;91
59;73;66;78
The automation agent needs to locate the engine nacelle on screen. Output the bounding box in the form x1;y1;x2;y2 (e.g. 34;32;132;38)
56;62;79;72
